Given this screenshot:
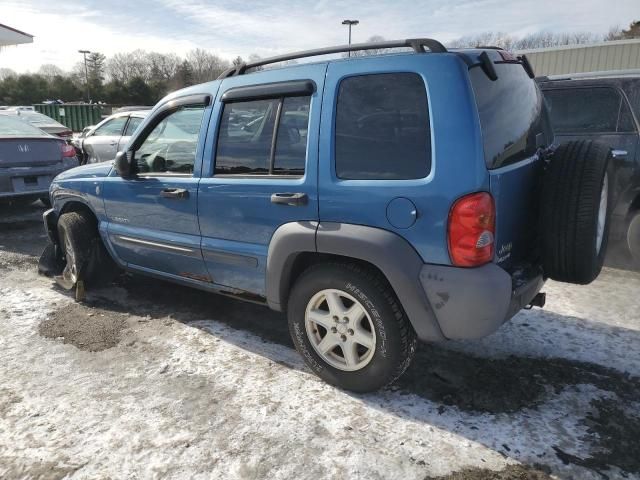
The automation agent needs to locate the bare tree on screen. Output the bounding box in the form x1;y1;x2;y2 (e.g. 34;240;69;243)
186;49;229;83
38;64;64;80
148;52;181;82
607;20;640;40
0;68;16;81
107;50;152;83
449;30;607;51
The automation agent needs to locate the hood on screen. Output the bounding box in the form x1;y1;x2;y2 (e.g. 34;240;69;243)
55;161;113;181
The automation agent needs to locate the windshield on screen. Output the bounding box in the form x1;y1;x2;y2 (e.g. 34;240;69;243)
0;115;48;137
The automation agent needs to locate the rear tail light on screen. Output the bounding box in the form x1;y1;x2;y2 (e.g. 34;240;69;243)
447;192;495;267
61;142;76;158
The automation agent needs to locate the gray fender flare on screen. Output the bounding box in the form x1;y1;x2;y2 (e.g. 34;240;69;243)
266;221;446;342
266;221;318;312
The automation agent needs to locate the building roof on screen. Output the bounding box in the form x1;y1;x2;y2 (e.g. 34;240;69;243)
0;23;34;47
516;38;640;77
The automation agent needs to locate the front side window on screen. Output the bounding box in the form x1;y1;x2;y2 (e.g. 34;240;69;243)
335;73;431;180
134;106;205;175
94;117;127;137
544;87;634;134
215;95;310;176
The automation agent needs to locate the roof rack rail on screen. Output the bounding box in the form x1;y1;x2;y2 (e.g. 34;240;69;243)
218;38;448;79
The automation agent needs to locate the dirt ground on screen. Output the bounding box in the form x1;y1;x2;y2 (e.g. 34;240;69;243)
1;200;639;480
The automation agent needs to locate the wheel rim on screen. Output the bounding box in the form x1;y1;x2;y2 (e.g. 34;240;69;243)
304;289;376;372
62;233;78;284
596;172;609;254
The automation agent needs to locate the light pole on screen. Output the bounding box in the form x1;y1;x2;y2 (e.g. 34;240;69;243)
341;19;359;57
78;50;91;103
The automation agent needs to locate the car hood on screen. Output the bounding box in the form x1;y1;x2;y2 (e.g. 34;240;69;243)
55;161;113;181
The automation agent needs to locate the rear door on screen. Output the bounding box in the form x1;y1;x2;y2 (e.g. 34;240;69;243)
197;65;325;295
86;115;128;163
118;115;145;152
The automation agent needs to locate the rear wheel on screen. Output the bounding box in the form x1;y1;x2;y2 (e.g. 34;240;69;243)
287;263;417;392
540;140;613;284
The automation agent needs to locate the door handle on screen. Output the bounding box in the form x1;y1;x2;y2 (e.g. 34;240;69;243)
270;192;308;206
160;188;189;199
109;141;118;146
611;149;628;158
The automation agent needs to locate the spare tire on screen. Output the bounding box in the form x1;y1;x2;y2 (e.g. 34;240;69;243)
540;140;612;284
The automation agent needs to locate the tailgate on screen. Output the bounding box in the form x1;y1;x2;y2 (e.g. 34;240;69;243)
468;57;553;271
490;156;544;271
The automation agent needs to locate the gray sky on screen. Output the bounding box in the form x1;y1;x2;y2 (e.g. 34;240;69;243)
1;0;638;73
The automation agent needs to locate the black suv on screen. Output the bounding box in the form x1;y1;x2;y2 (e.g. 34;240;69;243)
538;72;640;265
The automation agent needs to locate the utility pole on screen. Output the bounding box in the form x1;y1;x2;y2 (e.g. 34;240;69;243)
341;19;359;57
78;50;91;103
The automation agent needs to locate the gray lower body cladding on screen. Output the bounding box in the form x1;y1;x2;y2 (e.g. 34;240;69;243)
267;222;544;343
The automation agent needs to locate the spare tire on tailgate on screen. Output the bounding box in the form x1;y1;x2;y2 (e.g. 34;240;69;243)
540;140;613;284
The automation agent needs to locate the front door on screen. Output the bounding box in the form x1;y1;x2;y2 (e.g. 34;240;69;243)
102;95;212;282
197;64;326;296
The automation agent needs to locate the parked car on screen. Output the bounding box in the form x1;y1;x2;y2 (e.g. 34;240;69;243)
5;106;35;112
73;110;149;164
0;110;73;139
38;39;612;392
538;71;640;264
0;115;77;204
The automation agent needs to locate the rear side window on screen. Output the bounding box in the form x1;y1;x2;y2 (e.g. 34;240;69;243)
544;87;637;134
335;73;430;180
470;64;550;169
94;117;127;137
125;116;144;136
215;96;310;176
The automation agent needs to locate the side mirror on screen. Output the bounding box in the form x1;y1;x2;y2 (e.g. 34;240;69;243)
114;151;132;177
82;126;94;137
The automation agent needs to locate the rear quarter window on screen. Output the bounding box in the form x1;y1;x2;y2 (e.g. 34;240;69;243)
335;72;431;180
470;63;550;169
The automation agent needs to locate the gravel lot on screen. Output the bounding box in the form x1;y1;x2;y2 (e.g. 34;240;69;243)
1;201;639;480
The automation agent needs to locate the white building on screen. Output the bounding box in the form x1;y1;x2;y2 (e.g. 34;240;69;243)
516;38;640;77
0;23;33;49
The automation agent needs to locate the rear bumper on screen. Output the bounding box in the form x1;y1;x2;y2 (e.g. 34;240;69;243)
0;165;64;198
419;263;544;340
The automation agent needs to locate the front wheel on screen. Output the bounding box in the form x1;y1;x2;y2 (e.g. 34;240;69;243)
287;263;417;393
57;212;119;290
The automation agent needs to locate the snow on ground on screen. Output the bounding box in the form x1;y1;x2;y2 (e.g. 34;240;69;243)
1;203;639;479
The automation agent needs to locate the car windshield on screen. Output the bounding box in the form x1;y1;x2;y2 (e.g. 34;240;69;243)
0;115;48;137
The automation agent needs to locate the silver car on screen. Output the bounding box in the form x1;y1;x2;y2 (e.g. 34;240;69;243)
76;110;149;164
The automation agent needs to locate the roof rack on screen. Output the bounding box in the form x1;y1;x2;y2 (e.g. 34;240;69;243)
218;38;448;79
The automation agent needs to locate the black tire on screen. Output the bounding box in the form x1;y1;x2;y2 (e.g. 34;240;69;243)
57;212;119;289
627;211;640;265
540;140;613;284
287;262;417;393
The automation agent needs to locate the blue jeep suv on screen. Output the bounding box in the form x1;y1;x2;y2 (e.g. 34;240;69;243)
38;39;613;392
